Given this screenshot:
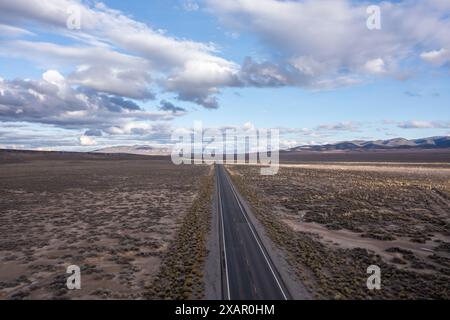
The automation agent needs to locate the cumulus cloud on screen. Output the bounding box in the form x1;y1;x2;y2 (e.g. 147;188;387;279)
364;58;386;74
3;0;448;110
0;23;34;37
79;135;97;146
207;0;450;86
0;70;175;131
84;129;102;137
0;0;238;107
420;49;450;66
165;59;239;108
1;0;449;110
317;121;359;131
2;40;155;99
0;119;178;150
398;120;450;129
239;57;295;87
158;100;187;113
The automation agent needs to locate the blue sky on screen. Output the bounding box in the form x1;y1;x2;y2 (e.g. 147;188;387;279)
0;0;449;150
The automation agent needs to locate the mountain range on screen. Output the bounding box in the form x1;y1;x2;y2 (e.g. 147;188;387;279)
288;136;450;152
94;145;171;156
92;136;450;156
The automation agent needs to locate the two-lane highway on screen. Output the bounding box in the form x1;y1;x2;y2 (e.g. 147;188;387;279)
216;164;290;300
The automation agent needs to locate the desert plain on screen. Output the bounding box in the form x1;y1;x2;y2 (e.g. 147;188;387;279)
0;149;449;299
0;151;212;299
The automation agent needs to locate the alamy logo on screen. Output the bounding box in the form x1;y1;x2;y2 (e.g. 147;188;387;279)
366;5;381;30
366;265;381;290
67;6;81;30
66;265;81;290
171;121;280;175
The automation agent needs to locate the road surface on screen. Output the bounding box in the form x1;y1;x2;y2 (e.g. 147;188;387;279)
216;164;290;300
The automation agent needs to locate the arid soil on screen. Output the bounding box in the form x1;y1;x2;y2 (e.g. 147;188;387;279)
228;164;450;299
0;154;210;299
280;149;450;163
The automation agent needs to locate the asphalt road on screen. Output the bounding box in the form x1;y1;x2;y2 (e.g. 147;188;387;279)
216;164;290;300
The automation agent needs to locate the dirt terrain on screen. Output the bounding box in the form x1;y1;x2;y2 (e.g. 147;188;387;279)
228;163;450;299
2;148;449;300
280;149;450;163
0;152;210;299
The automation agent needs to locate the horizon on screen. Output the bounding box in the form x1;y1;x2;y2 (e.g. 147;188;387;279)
1;134;449;153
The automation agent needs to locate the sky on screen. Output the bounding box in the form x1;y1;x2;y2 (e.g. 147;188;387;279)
0;0;449;151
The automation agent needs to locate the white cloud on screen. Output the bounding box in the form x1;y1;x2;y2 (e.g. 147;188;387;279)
317;121;359;131
42;69;66;91
0;70;176;130
0;23;34;37
166;59;239;108
79;135;97;146
207;0;450;86
364;58;386;74
420;48;450;66
0;0;238;107
2;39;154;100
398;120;450;129
279;139;300;150
1;0;449;108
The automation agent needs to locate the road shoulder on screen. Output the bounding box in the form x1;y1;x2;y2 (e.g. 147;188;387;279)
204;167;222;299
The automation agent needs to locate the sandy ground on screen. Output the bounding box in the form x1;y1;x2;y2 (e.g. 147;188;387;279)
283;220;449;275
280;163;450;177
0;158;208;299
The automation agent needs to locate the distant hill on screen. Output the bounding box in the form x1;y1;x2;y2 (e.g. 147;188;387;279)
288;136;450;152
94;145;171;156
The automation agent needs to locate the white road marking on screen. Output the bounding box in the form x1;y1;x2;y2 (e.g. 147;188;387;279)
223;167;288;300
217;168;231;300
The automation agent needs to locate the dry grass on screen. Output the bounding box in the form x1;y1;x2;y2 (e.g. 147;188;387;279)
147;175;214;299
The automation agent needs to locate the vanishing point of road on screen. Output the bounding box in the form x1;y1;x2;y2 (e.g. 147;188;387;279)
215;164;291;300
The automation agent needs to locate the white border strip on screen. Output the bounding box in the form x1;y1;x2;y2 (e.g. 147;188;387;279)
217;167;231;300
